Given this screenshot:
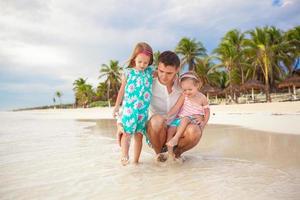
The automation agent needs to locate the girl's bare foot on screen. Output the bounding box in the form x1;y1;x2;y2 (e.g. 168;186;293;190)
121;156;129;166
166;137;179;147
168;152;176;161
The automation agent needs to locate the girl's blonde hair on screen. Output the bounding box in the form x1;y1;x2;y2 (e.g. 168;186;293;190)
179;71;202;86
128;42;153;67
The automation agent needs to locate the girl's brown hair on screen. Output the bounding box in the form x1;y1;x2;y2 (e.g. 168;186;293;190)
128;42;153;67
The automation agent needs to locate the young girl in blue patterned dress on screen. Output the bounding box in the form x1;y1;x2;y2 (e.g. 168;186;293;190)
113;42;154;165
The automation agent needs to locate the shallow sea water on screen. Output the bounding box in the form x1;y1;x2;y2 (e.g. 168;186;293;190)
0;111;299;200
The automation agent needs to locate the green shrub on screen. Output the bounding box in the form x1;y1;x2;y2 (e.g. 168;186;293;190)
89;101;113;107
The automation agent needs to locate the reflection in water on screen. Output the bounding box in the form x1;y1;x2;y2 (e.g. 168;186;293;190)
0;113;299;200
92;119;300;199
94;119;300;169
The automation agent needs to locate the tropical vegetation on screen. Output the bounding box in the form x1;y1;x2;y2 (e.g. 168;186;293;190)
70;25;299;107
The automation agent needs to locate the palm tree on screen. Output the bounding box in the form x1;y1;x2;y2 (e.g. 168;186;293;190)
194;56;215;85
222;29;247;84
78;84;94;108
73;78;87;91
55;91;63;108
212;40;240;101
153;51;161;67
96;82;108;101
73;78;94;108
175;37;207;71
283;26;300;76
209;71;229;89
73;78;87;107
245;26;286;102
52;97;56;109
99;60;122;107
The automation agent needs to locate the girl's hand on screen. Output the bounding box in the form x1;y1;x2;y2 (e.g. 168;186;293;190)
113;106;120;118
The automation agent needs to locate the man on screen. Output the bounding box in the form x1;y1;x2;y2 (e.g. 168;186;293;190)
117;51;209;161
147;51;209;160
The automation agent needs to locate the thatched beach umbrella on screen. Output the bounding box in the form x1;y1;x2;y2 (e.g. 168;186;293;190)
200;84;222;100
223;85;240;103
278;75;300;100
241;79;265;101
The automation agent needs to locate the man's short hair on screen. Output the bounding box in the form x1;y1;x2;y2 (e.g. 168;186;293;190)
158;51;180;68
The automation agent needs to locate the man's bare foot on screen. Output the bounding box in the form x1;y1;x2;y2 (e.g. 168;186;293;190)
173;145;182;158
155;153;168;162
121;156;129;166
166;137;179;147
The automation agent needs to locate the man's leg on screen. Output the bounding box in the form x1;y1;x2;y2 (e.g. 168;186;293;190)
174;124;202;158
166;126;177;157
146;114;167;154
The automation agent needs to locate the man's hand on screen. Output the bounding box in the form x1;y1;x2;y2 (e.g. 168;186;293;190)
193;115;203;125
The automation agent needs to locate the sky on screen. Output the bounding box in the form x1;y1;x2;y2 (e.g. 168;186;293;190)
0;0;299;110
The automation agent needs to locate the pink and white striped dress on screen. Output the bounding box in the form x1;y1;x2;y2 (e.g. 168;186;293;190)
177;95;209;118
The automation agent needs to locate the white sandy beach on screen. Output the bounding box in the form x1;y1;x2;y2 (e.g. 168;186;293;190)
18;101;300;135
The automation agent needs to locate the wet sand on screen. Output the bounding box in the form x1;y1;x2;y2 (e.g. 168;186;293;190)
1;111;299;199
93;119;300;170
91;119;300;199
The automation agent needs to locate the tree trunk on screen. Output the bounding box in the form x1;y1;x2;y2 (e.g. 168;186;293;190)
189;59;194;71
107;81;111;107
263;55;272;102
293;85;297;100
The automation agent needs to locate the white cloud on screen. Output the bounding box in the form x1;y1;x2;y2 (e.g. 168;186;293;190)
0;82;54;93
0;0;299;108
282;0;293;7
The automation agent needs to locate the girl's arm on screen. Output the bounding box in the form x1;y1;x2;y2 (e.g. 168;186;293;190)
167;94;185;118
113;74;126;118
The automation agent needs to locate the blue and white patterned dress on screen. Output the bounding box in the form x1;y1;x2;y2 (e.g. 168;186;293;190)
121;66;154;137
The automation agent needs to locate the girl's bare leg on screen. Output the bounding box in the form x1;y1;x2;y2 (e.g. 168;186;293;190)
121;133;131;166
167;126;177;142
166;126;177;157
167;117;190;147
133;132;143;164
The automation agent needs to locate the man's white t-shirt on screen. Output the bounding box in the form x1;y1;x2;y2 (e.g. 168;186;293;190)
149;77;182;120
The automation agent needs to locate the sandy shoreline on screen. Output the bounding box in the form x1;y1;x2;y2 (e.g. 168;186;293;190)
14;101;300;135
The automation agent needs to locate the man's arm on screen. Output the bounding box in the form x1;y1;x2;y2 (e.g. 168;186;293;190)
200;94;210;129
201;108;210;128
